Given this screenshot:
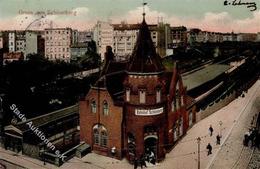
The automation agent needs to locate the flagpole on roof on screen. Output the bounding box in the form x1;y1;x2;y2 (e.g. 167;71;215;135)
142;0;147;20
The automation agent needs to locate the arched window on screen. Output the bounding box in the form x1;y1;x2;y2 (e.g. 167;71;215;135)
189;111;193;127
171;100;176;112
93;126;99;144
93;124;108;147
181;95;184;107
126;88;130;102
176;90;180;110
103;101;109;115
179;117;183;136
139;90;146;104
91;100;97;113
127;132;136;155
101;131;108;147
173;123;178;142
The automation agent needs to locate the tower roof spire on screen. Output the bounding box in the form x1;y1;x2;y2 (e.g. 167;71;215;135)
142;0;147;21
127;2;164;74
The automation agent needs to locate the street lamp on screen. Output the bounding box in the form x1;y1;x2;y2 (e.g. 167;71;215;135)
219;121;223;137
197;137;201;169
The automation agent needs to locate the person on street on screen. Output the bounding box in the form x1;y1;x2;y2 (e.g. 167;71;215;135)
206;143;212;155
134;157;138;169
244;130;250;146
140;154;147;168
216;134;221;145
209;125;214;136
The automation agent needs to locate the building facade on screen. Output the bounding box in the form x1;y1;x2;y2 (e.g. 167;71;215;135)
0;34;3;49
93;21;114;61
78;31;93;43
170;26;187;48
70;43;88;61
113;22;168;60
25;31;38;57
8;32;16;52
80;18;195;163
4;105;80;166
44;28;72;62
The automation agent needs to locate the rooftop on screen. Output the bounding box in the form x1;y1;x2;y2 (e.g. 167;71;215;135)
10;104;79;133
182;64;231;91
127;18;164;73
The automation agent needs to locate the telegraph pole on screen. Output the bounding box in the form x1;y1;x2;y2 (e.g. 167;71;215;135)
197;137;201;169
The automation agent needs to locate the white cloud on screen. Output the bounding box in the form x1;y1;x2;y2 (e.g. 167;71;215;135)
0;7;93;31
114;6;260;33
113;6;167;24
0;6;260;33
72;7;89;17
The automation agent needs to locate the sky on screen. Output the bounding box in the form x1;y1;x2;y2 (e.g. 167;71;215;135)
0;0;260;33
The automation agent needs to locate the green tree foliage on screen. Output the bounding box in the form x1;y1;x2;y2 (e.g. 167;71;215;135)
79;40;101;69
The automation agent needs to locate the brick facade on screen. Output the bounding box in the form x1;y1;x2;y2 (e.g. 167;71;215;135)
79;18;195;163
80;89;123;159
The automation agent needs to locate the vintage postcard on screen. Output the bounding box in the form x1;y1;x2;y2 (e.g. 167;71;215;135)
0;0;259;169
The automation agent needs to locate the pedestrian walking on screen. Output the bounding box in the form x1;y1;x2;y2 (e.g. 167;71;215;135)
216;134;221;145
206;143;212;155
255;133;260;149
243;131;250;146
140;154;147;168
209;125;214;136
134;157;138;169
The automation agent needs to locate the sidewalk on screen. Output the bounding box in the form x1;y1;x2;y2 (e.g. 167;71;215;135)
157;80;260;169
1;80;259;169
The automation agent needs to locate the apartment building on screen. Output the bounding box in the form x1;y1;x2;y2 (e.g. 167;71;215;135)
170;26;187;48
8;32;16;52
93;21;114;61
0;34;3;49
113;22;162;60
78;31;93;43
44;28;72;62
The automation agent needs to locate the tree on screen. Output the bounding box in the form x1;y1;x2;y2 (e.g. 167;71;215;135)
80;40;101;69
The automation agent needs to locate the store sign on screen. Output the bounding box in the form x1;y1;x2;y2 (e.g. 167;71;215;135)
135;107;164;116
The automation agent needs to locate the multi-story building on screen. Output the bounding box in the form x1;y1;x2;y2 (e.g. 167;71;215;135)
156;22;171;57
78;31;93;43
93;20;169;61
72;29;79;44
0;33;3;49
37;34;45;57
0;31;9;51
8;31;26;53
8;32;16;52
93;21;114;61
256;32;260;42
44;28;72;62
223;32;237;42
113;22;169;60
113;23;139;60
170;26;187;48
237;33;257;42
187;28;201;45
15;31;26;53
215;33;224;43
70;43;88;61
25;31;38;57
5;31;44;58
